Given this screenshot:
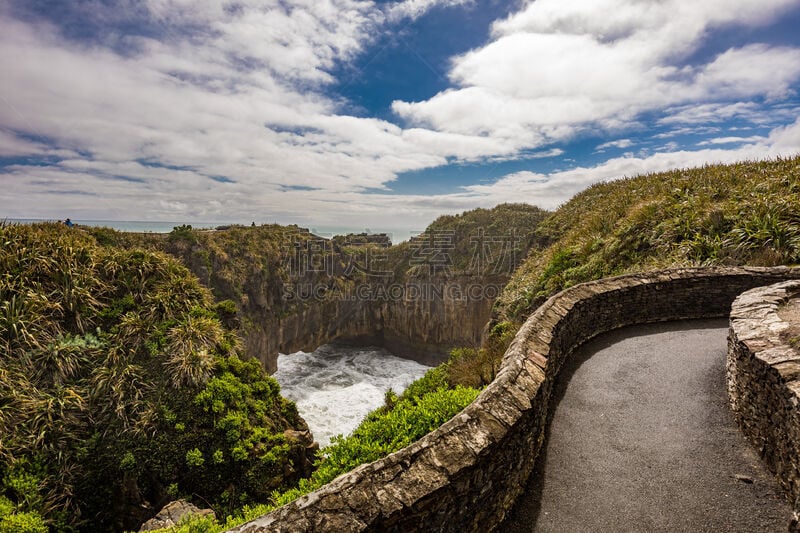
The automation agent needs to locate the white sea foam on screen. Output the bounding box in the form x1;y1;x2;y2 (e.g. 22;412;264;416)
273;345;430;446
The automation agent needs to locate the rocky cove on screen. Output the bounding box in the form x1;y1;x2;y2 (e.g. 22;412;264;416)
243;274;502;373
156;206;547;375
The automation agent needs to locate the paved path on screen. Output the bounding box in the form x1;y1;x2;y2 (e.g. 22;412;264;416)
503;319;791;532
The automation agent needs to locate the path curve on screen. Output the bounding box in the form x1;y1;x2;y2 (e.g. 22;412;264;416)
503;319;790;532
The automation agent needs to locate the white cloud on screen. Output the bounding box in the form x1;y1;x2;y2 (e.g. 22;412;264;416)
1;0;800;232
0;8;434;194
596;139;633;151
693;44;800;100
393;0;800;148
530;148;565;159
386;0;473;22
764;116;800;153
658;102;762;125
697;136;766;146
0;129;47;157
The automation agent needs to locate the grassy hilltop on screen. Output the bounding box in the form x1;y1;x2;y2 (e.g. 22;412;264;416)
494;156;800;326
385;203;549;279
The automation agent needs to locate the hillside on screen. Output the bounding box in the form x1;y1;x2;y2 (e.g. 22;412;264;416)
0;223;315;532
122;156;800;532
386;203;549;279
494;156;800;326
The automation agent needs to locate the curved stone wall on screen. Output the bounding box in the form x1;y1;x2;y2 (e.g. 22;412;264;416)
728;280;800;506
230;266;800;533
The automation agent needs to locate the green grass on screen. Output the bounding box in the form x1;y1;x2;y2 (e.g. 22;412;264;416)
495;156;800;325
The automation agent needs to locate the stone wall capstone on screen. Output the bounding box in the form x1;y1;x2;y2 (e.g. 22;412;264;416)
229;266;800;533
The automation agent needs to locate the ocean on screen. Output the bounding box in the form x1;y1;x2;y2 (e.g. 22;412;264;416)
273;345;430;446
4;218;225;233
4;218;419;242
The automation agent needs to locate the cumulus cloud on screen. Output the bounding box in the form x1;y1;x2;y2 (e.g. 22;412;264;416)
1;0;799;231
393;0;800;146
764;116;800;152
596;139;634;151
0;5;423;196
386;0;473;22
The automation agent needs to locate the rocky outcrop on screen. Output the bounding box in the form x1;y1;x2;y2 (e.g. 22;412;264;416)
379;276;502;365
174;237;511;372
241;274;506;371
247;298;380;373
139;500;215;531
227;267;800;532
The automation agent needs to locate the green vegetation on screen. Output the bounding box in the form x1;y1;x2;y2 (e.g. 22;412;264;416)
386;203;549;279
0;222;309;531
146;368;479;533
445;320;518;388
9;157;798;530
496;157;800;324
272;384;479;507
71;216;521;530
2;222;483;532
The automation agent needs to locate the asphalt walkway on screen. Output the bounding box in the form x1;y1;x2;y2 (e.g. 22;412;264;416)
502;319;791;532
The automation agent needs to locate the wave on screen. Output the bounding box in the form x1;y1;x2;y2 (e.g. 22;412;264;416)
273;345;430;446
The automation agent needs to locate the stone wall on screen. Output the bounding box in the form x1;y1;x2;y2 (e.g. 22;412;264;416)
728;280;800;506
228;267;800;533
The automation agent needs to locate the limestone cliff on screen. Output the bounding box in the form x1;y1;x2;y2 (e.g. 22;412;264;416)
155;204;549;372
378;275;503;365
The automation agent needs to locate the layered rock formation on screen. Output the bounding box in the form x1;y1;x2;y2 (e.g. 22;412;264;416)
157;210;544;373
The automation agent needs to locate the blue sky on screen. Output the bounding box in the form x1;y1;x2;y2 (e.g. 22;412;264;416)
1;0;800;234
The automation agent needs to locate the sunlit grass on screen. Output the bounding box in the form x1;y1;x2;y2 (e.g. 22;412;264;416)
496;156;800;323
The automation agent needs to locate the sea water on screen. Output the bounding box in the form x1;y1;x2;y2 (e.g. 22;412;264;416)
4;219;418;241
273;345;430;446
3;218;223;233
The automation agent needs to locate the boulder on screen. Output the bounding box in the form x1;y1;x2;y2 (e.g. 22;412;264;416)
139;499;215;531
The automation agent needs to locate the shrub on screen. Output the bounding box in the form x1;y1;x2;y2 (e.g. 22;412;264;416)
0;223;309;531
269;385;480;509
0;511;48;533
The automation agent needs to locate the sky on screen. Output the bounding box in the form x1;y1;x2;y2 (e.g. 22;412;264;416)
1;0;800;234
